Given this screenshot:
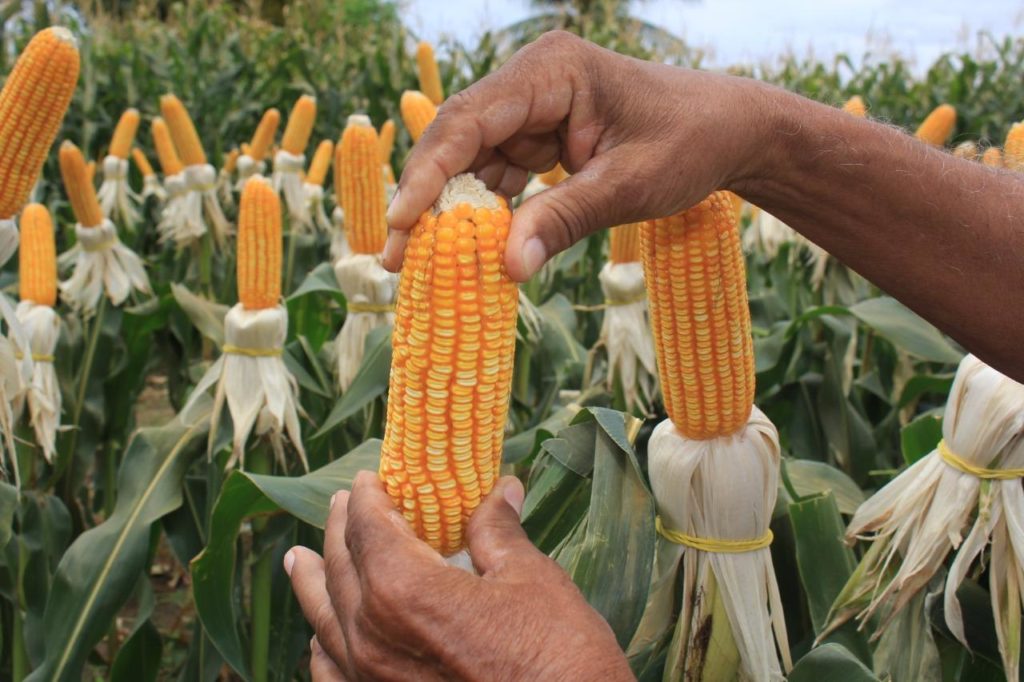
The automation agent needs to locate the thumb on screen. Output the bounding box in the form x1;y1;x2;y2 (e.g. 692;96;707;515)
465;476;538;576
506;155;637;282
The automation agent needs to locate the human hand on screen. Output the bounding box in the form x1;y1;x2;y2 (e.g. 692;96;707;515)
383;30;776;281
285;471;635;681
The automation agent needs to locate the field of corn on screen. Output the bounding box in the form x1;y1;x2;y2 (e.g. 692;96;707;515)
3;1;1024;680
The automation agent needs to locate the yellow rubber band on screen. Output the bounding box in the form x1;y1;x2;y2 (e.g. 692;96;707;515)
82;237;115;253
222;344;282;358
938;439;1024;480
572;294;647;312
14;352;54;362
655;516;773;553
347;302;394;314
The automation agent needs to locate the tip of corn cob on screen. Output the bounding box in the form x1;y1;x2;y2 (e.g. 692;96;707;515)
48;26;78;46
434;174;500;214
842;95;867;118
347;114;372;128
915;104;957;146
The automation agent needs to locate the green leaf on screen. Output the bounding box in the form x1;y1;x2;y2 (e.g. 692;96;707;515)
849;297;963;364
537;293;586;378
313;325;392;439
900;412;943;466
191;440;381;680
171;283;229;348
789;643;879;682
503;404;579;464
110;576;162;682
0;481;15;549
26;415;208;682
785;459;866;515
286;261;342;301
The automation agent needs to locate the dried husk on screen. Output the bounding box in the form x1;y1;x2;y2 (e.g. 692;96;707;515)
12;301;60;463
97;155;140;227
597;261;656;412
332;254;397;391
59;220;151;316
273;150;311;231
303;182;332;232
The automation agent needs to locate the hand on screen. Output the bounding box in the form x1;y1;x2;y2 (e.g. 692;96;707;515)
383;30;775;282
285;471;635;681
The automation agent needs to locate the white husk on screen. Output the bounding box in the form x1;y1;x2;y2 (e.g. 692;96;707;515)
304;183;332;232
0;218;19;268
332;254;397;391
180;304;307;471
597;261;656;412
838;354;1024;678
742;208;795;259
97;155;140;227
648;408;790;681
170;164;232;249
217;167;235;209
0;336;21;487
235;154;265;191
12;302;60;463
158;174;195;246
273;150;311;231
330;207;350;261
59;220;152;316
141;174;167;203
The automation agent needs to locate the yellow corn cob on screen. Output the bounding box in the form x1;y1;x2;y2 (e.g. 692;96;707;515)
109;108;140;159
249;108;280;162
59;142;103;229
538;164;568;186
379;174;518;556
982;147;1004;169
131;148;155;177
952;141;979;161
160;94;207;166
609;222;642;264
915;104;956;147
641;192;754;439
19;203;56;307
842;95;867;118
400;90;437;144
1004;123;1024;172
725;190;744;224
378;119;395;166
281;95;317;156
339;115;387;254
152;117;184;176
241;142;252;156
85;160;96;185
307;140;334;187
0;27;80;219
237;177;282;310
223;147;240;174
416;41;444;105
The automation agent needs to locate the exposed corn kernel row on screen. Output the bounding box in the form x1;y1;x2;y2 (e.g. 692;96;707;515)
641;191;754;439
1003;123;1024;171
609;222;642;264
842;95;867;118
250;108;281;162
160;94;207;166
0;27;80;218
915;104;956;147
416;41;444;105
132;148;155;177
339;115;387;254
306;140;334;187
109;108;140;159
379;175;518;556
236;177;283;310
59;142;103;228
281;95;317;156
19;203;57;307
400;90;437;143
152;117;184;176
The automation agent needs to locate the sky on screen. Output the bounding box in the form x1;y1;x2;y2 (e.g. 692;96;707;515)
402;0;1024;70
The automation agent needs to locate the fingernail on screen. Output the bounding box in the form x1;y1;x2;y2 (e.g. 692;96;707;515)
521;238;547;280
310;636;321;654
385;188;401;226
502;478;525;518
283;549;296;576
329;493;337;510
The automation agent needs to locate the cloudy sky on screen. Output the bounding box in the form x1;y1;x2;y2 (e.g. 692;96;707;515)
403;0;1024;69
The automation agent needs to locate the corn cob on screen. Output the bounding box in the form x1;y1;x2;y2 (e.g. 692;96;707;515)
609;222;642;264
1004;123;1024;172
160;94;207;166
0;27;80;219
223;148;240;174
379;174;518;556
131;148;155;177
842;95;867;117
19;204;56;307
915;104;956;147
109;108;140;159
237;177;282;310
641;192;754;439
250;108;281;162
378;119;395;166
539;164;568;186
416;41;444;105
281;95;317;156
59;142;103;229
85;160;96;185
152;117;184;176
983;147;1004;168
339;115;387;254
307;140;334;187
400;90;437;144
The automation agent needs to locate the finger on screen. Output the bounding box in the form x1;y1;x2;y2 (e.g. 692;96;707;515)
310;636;349;682
323;491;362;615
465;476;545;577
285;546;350;667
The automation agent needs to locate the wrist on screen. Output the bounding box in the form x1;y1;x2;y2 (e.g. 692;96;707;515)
721;77;795;201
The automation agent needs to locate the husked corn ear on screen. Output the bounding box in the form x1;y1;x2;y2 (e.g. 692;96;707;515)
915;104;956;147
842;95;867;117
379;174;518;556
85;160;96;184
249;108;280;162
538;164;568;186
59;142;103;228
237;177;282;310
152;117;184;176
339;115;387;254
307;140;333;187
160;94;207;166
281;95;317;156
416;41;444;105
109;108;140;159
983;147;1004;168
378;119;395;166
400;90;437;143
952;141;979;161
223;147;240;174
609;222;642;264
725;190;744;224
19;203;56;307
0;27;80;219
641;192;754;439
131;148;155;177
1004;123;1024;171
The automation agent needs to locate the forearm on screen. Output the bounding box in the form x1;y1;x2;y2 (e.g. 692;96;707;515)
732;86;1024;380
